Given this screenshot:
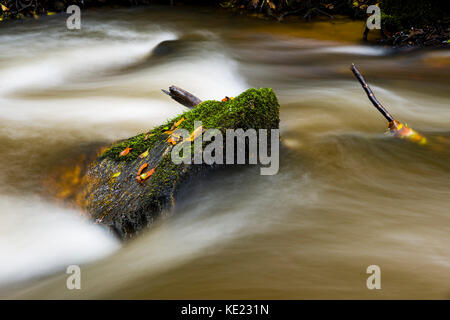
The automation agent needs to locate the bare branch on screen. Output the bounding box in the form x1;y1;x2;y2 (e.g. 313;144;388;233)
162;86;203;109
351;64;394;122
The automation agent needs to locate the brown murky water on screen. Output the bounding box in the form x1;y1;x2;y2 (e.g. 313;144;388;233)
0;5;449;299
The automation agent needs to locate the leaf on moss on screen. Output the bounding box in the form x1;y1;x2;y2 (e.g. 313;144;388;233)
168;136;177;145
185;126;204;142
119;147;132;157
174;117;185;127
139;149;149;158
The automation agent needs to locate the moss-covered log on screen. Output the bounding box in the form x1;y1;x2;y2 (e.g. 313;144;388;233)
82;88;280;239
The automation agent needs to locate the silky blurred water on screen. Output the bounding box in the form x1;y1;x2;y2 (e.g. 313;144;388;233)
0;6;449;299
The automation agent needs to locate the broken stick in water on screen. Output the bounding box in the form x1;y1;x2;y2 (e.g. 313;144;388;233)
351;64;426;145
162;85;203;109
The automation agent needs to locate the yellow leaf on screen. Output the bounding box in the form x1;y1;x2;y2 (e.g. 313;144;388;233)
47;11;56;16
387;120;427;145
112;172;121;178
1;4;9;11
139;149;149;158
185;126;204;142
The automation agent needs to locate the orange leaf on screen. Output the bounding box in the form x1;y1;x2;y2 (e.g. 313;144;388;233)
119;147;132;157
137;163;148;176
388;120;427;145
138;168;156;183
185;126;204;142
174;117;185;127
168;137;176;145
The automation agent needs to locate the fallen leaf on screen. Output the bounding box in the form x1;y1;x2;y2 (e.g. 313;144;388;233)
138;167;156;183
47;11;56;16
185;126;204;142
174;117;185;127
139;149;149;158
168;137;177;145
137;163;148;176
170;132;184;145
119;147;132;157
388;120;427;145
221;96;234;102
112;172;121;178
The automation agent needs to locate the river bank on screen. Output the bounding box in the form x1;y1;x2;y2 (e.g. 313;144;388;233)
1;1;448;48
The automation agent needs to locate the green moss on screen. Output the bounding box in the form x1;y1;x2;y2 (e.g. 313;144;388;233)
100;87;280;162
97;88;280;214
99;124;167;162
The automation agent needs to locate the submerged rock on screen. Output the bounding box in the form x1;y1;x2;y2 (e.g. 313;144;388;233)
82;88;280;239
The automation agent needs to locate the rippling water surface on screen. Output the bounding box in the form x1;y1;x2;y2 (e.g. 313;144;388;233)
0;5;449;299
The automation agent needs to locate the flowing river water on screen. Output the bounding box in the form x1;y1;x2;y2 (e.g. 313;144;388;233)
0;5;449;299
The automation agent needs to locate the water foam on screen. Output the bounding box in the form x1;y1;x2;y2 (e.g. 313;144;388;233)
0;195;120;286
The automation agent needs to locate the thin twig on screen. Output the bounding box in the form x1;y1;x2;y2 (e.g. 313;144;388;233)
351;64;394;122
162;86;202;109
